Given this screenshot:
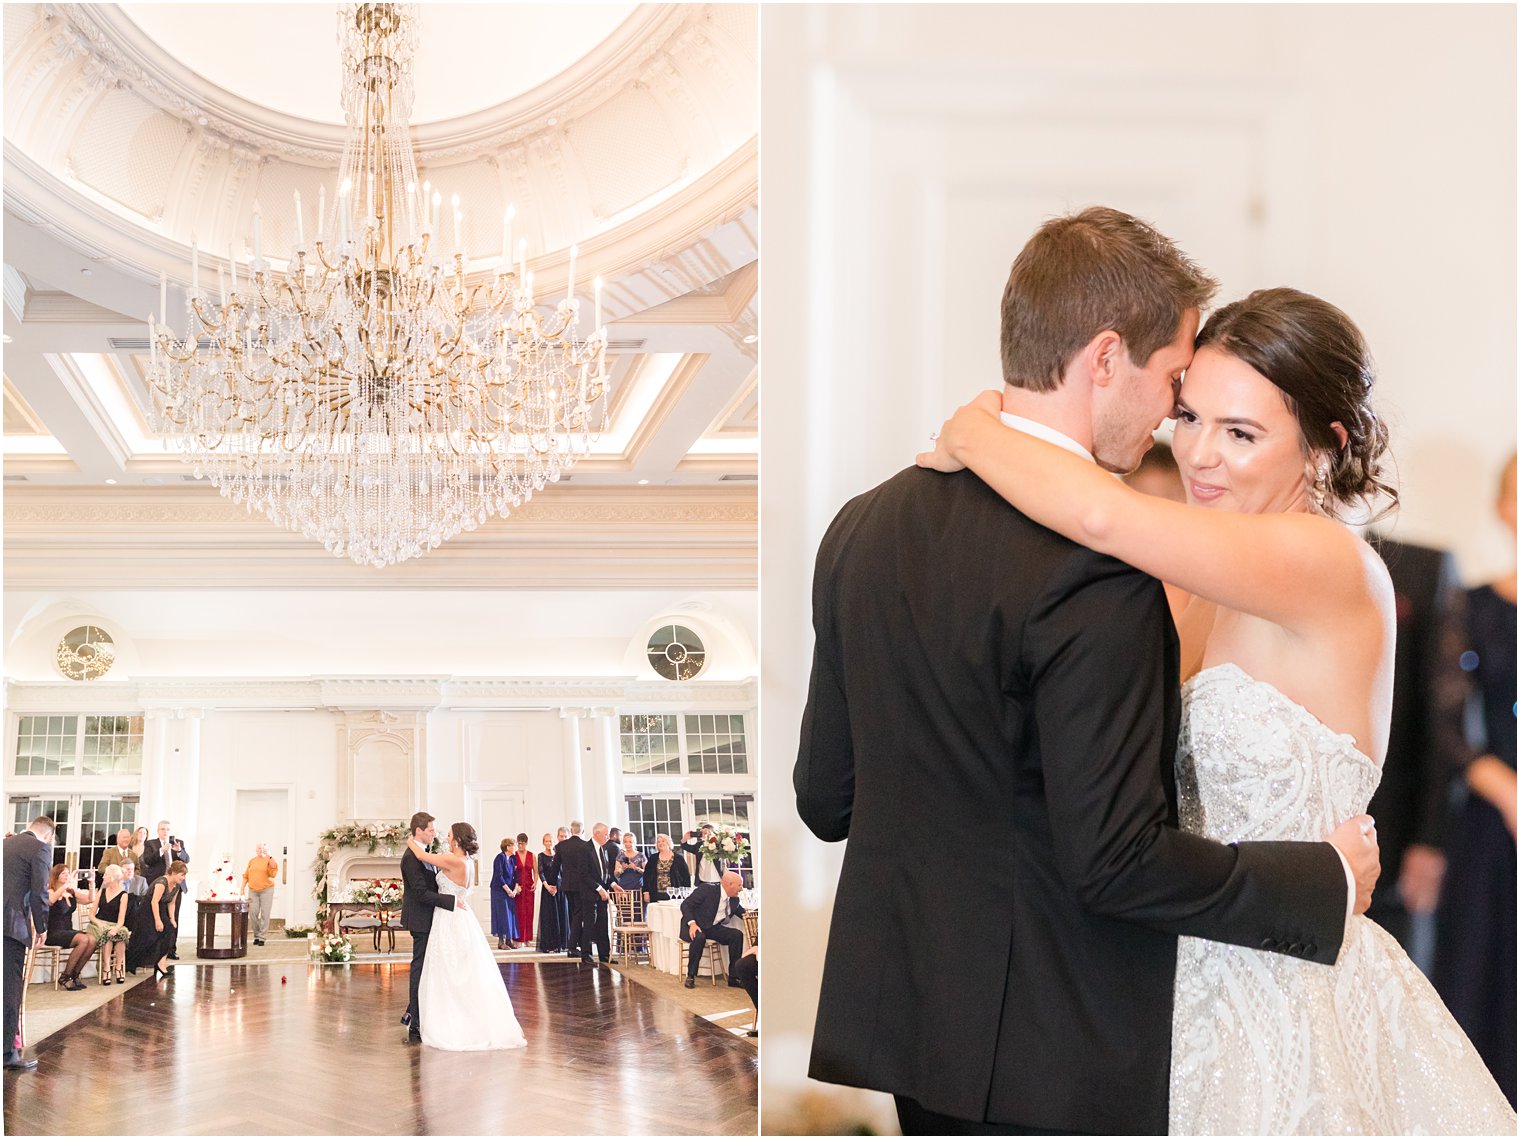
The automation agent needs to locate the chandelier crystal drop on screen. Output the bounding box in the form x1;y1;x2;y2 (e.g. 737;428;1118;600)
144;2;608;568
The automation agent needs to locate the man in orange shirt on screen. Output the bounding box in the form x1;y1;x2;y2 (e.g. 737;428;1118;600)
242;842;279;946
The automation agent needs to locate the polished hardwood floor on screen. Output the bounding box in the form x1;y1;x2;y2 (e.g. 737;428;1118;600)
4;961;758;1135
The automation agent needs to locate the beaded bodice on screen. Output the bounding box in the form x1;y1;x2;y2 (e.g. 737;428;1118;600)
1177;663;1382;843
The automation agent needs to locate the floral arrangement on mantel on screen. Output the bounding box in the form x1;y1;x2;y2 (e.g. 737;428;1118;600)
317;932;354;963
311;821;413;916
698;827;751;867
284;924;316;939
350;879;403;906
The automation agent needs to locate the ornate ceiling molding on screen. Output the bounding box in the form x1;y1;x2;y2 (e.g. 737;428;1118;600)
6;5;757;258
5;675;758;712
3;484;758;591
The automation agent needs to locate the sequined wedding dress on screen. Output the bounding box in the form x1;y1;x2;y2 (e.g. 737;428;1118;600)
1169;663;1514;1135
418;862;528;1052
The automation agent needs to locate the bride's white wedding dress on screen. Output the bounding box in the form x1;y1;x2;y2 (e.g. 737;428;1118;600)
1170;663;1514;1134
418;862;527;1052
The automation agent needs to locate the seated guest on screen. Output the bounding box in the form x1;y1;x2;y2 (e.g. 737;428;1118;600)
642;832;690;903
96;828;137;886
614;832;647;895
88;864;132;984
120;859;149;900
44;864;98;991
126;860;186;978
732;945;759;1036
679;871;746;990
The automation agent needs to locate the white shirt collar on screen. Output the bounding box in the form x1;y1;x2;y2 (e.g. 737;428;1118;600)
999;412;1096;464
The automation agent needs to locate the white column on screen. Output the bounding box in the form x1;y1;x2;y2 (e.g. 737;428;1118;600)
560;710;585;824
589;708;621;829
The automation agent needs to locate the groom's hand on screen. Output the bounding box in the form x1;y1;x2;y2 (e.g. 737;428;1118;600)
1327;814;1380;915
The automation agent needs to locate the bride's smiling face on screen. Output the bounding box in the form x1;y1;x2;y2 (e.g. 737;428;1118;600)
1172;345;1316;516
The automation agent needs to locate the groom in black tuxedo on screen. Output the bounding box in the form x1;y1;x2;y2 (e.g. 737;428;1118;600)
796;207;1381;1135
398;811;457;1043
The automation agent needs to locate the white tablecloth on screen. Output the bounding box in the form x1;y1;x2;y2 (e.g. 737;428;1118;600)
644;900;752;977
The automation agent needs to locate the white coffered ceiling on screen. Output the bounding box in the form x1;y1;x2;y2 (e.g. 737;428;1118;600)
2;3;758;595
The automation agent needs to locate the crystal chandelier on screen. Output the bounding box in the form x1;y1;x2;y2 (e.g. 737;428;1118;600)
144;2;608;568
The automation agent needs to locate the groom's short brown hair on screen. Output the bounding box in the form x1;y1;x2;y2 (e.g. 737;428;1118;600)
1001;207;1218;393
409;811;434;834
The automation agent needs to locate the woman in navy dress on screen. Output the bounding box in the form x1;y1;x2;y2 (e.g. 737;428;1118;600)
1433;453;1517;1107
536;832;564;952
489;837;519;949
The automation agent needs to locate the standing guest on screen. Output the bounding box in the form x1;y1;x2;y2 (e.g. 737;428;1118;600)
89;864;132;984
242;842;279;947
608;827;622;850
512;832;535;948
679;871;746;990
536;833;563;952
642;833;691;903
3;815;55;1071
555;822;598;964
96;828;137;886
129;826;148;864
615;832;647;894
126;861;186;978
680;824;724;883
45;864;98;991
589;823;616;964
490;838;520;950
1365;534;1468;957
139;822;188;959
554;825;571;942
1434;452;1518;1106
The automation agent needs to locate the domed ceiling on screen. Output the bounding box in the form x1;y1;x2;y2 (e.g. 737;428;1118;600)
2;3;757;591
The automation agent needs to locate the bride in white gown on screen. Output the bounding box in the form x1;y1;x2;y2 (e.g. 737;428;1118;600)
407;824;527;1052
922;286;1515;1133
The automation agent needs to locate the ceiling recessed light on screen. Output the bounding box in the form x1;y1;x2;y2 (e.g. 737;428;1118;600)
742;333;757;344
637;479;650;485
80;268;93;277
547;116;558;126
142;477;164;487
104;478;117;485
197;116;208;126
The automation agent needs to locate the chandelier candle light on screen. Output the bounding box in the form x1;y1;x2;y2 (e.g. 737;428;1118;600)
145;3;609;567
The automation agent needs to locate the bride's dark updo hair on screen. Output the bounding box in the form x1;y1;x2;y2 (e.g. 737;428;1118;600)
1195;287;1397;517
450;822;479;857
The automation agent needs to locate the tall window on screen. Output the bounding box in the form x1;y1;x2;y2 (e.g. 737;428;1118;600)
620;712;749;775
14;714;143;777
625;796;684;854
11;798;71;867
684;714;748;775
619;715;681;775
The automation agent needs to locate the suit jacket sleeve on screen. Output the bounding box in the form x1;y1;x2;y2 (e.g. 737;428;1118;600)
794;535;857;842
29;838;51;935
1026;555;1348;964
679;886;711;932
401;851;456;912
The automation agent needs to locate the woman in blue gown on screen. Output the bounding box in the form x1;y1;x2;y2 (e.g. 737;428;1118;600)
489;837;520;949
1433;453;1517;1107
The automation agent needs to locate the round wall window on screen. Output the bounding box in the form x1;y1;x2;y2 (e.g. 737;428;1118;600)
56;625;116;681
646;624;706;681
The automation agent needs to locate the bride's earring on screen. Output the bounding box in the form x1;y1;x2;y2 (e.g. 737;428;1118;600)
1310;460;1331;511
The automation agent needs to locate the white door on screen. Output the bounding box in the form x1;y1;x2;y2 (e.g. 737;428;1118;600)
468;789;526;930
233;789;292;924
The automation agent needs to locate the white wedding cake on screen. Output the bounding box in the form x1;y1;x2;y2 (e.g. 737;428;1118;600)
204;853;240;900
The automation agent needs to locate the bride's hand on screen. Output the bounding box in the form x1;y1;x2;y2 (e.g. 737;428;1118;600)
916;390;1004;472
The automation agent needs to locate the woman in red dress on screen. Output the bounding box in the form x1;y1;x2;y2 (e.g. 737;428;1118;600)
512;831;535;947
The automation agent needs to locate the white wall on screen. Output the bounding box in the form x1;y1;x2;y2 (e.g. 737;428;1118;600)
760;5;1515;1130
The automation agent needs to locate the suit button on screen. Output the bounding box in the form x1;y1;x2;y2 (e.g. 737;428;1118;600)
1289;942;1305;955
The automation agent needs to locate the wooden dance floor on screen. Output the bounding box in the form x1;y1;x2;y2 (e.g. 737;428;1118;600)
3;961;758;1135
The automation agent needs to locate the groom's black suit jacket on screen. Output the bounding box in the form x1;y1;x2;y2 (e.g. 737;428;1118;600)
399;846;455;934
796;466;1349;1134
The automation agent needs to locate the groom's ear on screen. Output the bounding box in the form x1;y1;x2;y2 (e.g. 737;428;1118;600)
1081;330;1124;389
